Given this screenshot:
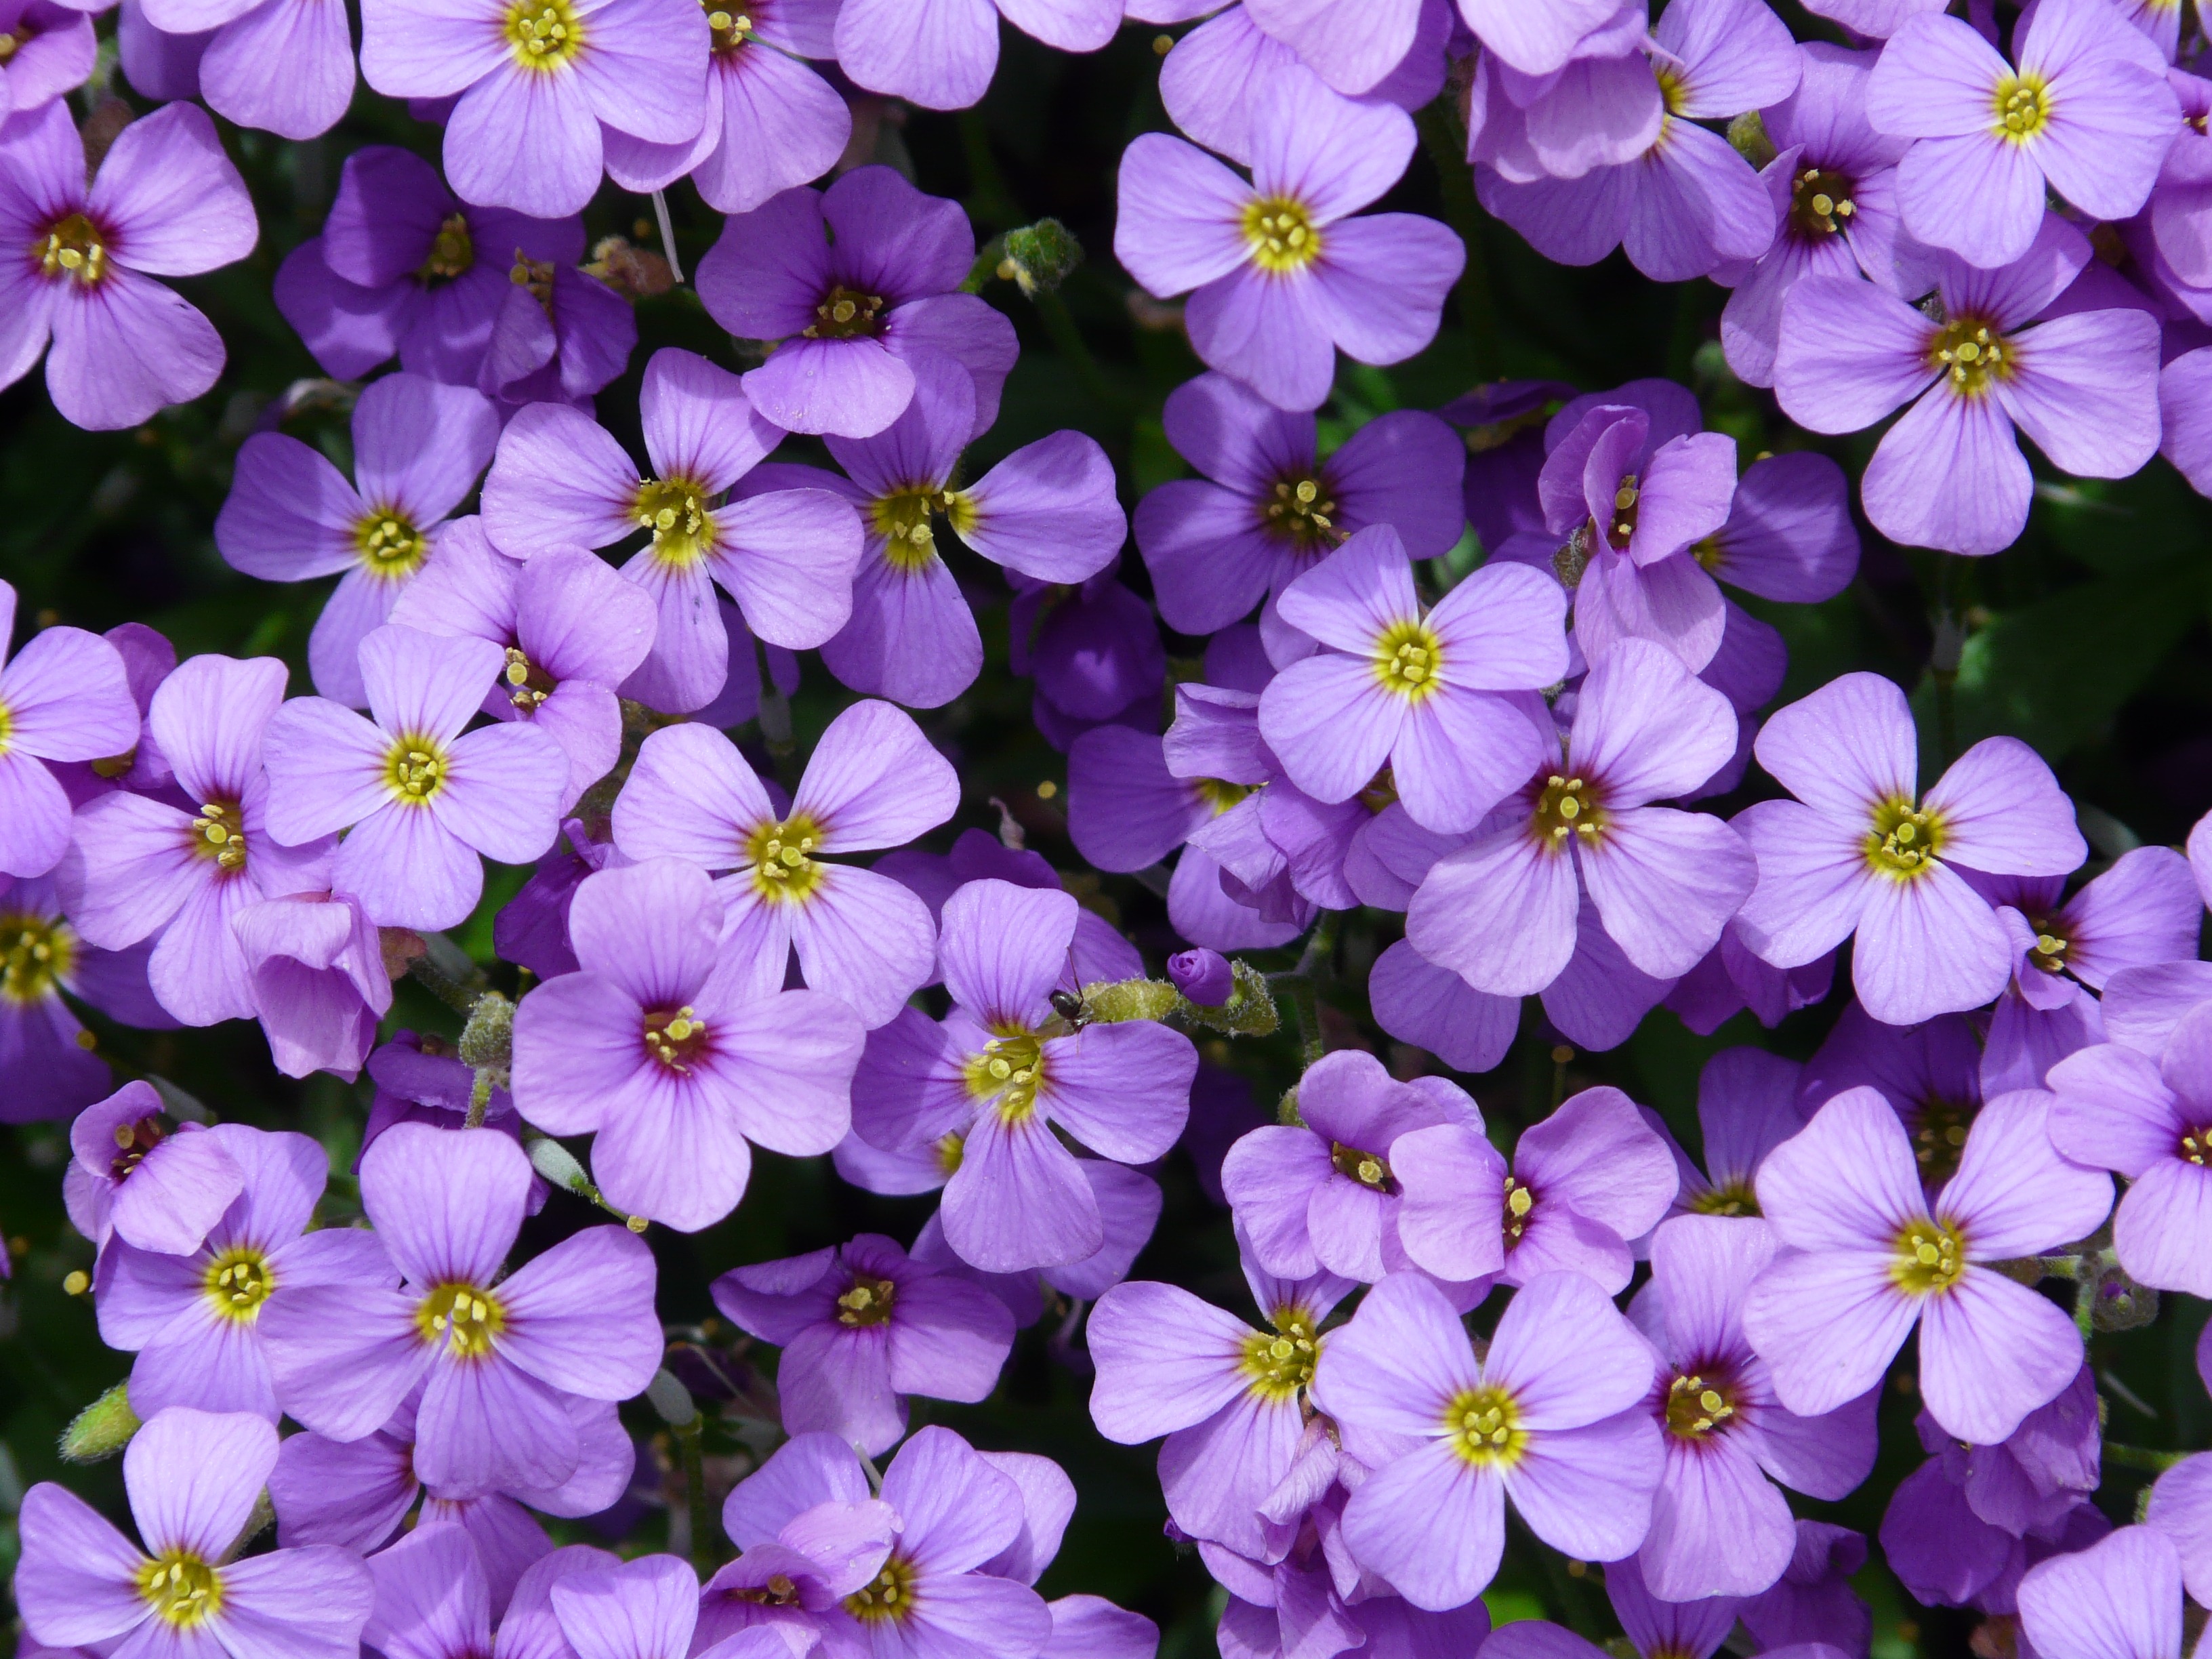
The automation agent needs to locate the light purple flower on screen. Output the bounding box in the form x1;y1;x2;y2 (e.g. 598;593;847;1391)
1631;1214;1879;1600
0;0;96;119
1800;1000;1984;1187
391;523;657;807
260;1122;662;1495
1115;94;1462;413
475;249;637;410
1735;670;2086;1025
1088;1252;1354;1560
1168;946;1235;1005
1662;914;1835;1037
694;1478;899;1653
1256;525;1567;833
1012;565;1170;752
1741;1521;1872;1654
480;347;861;712
1134;371;1465;636
510;857;863;1231
62;1080;241;1255
0;581;138;877
1775;215;2160;556
233;887;393;1080
364;1524;619;1659
834;0;1119;110
0;100;256;430
2018;1525;2183;1659
1663;1046;1806;1218
217;373;501;708
261;623;569;930
808;356;1126;708
1482;1557;1744;1659
1406;640;1750;996
850;879;1197;1274
1866;0;2175;269
1;874;171;1124
1309;1270;1662;1611
13;1408;373;1659
711;1232;1016;1456
1742;1085;2112;1444
68;654;337;1027
94;1123;396;1418
612;700;955;1025
697;167;1018;439
138;0;352;136
359;0;708;216
905;1158;1164;1326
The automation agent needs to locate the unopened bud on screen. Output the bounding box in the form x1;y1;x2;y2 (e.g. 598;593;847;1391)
1167;948;1234;1007
60;1382;140;1462
997;219;1084;298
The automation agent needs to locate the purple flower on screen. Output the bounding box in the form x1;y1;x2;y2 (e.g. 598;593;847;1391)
47;619;176;806
358;0;708;216
1735;670;2086;1025
832;0;1119;110
217;373;501;708
2049;1002;2212;1297
2146;1452;2212;1609
260;1122;662;1495
1775;215;2159;556
1134;371;1466;636
1257;525;1568;833
138;0;352;136
2;874;171;1124
0;0;96;119
493;816;623;981
1801;1000;1985;1186
476;250;637;410
695;1477;899;1653
1632;1214;1879;1599
1866;0;2175;269
262;623;569;930
804;356;1124;708
1088;1252;1354;1560
1662;914;1835;1037
510;857;863;1231
1665;1046;1807;1218
233;888;393;1080
1742;1521;1872;1653
612;701;955;1025
696;167;1018;439
714;1427;1054;1659
1405;640;1750;995
710;1232;1016;1456
392;523;657;807
480;348;861;713
1168;947;1235;1006
274;146;584;385
2018;1525;2183;1659
850;879;1197;1273
63;1080;241;1255
605;1;849;213
1012;566;1169;752
1223;1050;1475;1283
905;1159;1164;1326
364;1524;618;1659
13;1408;373;1659
68;653;338;1027
0;582;138;877
0;100;255;430
1309;1270;1662;1611
94;1123;396;1418
1118;97;1462;413
1742;1085;2112;1444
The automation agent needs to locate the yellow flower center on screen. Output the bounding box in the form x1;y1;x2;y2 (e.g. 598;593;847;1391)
384;735;449;806
745;811;825;904
1789;166;1858;239
836;1274;898;1327
871;487;956;573
2182;1126;2212;1166
1241;1305;1321;1400
37;212;108;286
965;1032;1046;1124
642;1004;711;1073
1603;474;1640;550
1328;1141;1392;1191
506;0;583;68
1445;1384;1526;1466
1197;776;1253;815
703;2;752;52
1866;796;1944;878
1533;774;1603;850
1501;1175;1536;1242
1909;1098;1975;1184
1261;473;1340;554
418;213;474;283
510;249;556;312
140;1553;222;1627
355;510;428;578
1891;1221;1967;1296
1664;1372;1738;1439
188;799;249;872
2028;924;2068;975
0;30;22;63
109;1114;166;1181
1992;73;2051;142
844;1555;917;1622
1928;315;2009;398
0;910;75;1004
802;284;887;340
1687;1180;1759;1218
935;1131;966;1174
205;1248;275;1322
1373;619;1443;701
503;646;556;712
634;476;717;568
1242;195;1322;274
415;1282;506;1357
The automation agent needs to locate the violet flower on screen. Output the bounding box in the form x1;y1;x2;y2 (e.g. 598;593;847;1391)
1775;214;2159;556
217;373;501;708
62;1080;241;1255
1866;0;2175;269
14;1408;373;1659
1011;565;1169;752
94;1122;396;1418
260;1122;662;1495
391;522;657;808
1666;1046;1806;1218
1742;1085;2112;1444
1168;947;1234;1006
2018;1525;2184;1659
1735;669;2086;1025
849;879;1196;1274
612;700;956;1025
1742;1521;1872;1653
0;100;256;430
694;1475;899;1652
1115;94;1463;412
1800;1000;1986;1187
138;0;352;137
2;876;172;1124
233;887;393;1080
710;1232;1017;1455
0;578;140;877
1309;1270;1662;1611
905;1159;1164;1326
480;347;861;713
358;0;708;216
476;248;636;411
833;0;1119;110
510;857;864;1232
365;1523;618;1659
1133;370;1466;636
696;167;1019;439
0;0;95;119
261;623;569;931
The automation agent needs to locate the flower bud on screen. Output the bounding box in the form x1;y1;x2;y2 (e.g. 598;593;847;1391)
1168;947;1234;1007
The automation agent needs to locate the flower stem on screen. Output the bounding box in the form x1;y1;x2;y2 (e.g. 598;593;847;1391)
2104;1441;2186;1474
1414;98;1501;381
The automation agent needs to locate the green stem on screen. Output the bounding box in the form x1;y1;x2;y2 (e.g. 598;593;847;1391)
2074;1273;2098;1340
1033;285;1126;414
676;1414;713;1570
1414;99;1501;380
2104;1441;2187;1474
407;951;484;1017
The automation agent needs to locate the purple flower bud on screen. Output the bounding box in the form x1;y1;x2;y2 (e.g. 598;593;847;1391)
1168;947;1234;1007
